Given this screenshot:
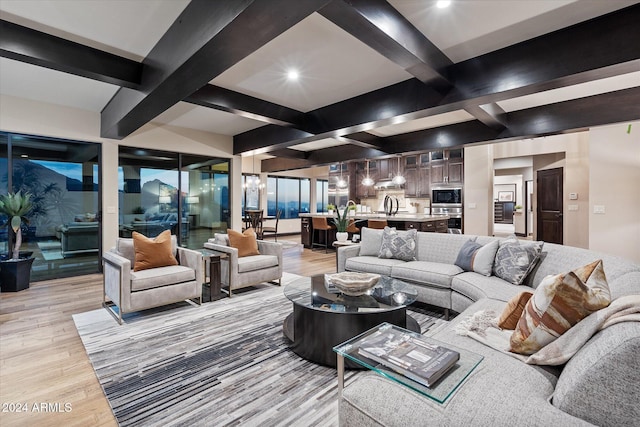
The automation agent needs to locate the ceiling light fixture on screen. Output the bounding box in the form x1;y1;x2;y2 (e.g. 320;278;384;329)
392;156;406;185
362;160;374;186
287;69;299;81
436;0;451;9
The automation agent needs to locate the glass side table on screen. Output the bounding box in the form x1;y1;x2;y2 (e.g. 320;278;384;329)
334;322;483;404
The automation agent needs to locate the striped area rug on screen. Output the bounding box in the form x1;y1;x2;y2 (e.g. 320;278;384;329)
73;273;448;427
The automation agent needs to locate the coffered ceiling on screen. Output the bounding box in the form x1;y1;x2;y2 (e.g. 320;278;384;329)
1;0;639;172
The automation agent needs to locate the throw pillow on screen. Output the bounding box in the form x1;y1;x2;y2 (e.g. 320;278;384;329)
359;227;384;256
493;235;543;285
132;230;178;272
228;228;260;257
509;259;611;355
498;291;534;330
378;227;417;262
454;238;499;276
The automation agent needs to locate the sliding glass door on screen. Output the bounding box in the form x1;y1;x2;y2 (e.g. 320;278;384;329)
0;132;101;282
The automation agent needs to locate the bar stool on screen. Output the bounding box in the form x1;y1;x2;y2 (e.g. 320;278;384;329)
312;217;333;253
367;219;388;229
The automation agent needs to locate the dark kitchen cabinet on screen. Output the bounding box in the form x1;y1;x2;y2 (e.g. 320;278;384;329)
430;149;463;185
404;168;419;197
301;217;312;248
355;161;376;199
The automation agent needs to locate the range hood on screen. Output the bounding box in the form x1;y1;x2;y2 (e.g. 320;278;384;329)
374;179;404;189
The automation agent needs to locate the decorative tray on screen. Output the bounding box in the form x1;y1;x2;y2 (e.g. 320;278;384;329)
327;272;381;296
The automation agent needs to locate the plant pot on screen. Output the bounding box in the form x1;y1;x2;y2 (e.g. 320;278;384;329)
336;232;348;242
328;210;334;215
0;256;34;292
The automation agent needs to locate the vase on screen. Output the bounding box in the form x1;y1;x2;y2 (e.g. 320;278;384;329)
336;232;348;242
328;210;334;215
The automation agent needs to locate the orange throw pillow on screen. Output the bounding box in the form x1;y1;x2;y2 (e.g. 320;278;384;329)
498;291;533;330
228;228;260;257
132;230;178;271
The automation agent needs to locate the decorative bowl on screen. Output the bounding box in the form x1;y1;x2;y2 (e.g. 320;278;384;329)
328;272;381;296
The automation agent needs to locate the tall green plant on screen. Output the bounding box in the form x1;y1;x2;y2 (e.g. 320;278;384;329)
332;206;349;232
0;191;33;259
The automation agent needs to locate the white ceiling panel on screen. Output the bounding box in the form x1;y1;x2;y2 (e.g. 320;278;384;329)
497;71;640;112
0;57;119;111
211;13;412;112
369;110;475;137
0;0;189;60
290;138;348;152
389;0;635;63
151;102;265;136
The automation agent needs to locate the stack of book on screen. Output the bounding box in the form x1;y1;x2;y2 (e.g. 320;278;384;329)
358;329;460;388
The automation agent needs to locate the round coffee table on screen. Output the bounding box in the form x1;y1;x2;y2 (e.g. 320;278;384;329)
283;274;419;368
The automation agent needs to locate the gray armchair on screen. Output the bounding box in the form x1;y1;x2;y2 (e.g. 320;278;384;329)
103;235;203;324
204;233;283;297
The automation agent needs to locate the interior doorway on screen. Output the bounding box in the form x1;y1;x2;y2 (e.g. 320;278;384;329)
537;167;563;244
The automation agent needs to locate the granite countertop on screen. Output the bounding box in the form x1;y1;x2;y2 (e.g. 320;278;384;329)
299;213;449;221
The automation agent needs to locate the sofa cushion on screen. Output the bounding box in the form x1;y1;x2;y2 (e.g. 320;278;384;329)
213;233;230;246
359;227;383;256
237;254;279;273
510;259;611;355
454;238;499;277
415;232;474;264
131;265;195;291
132;230;178;272
391;261;463;289
498;291;534;330
346;256;406;276
379;227;417;261
451;272;525;303
493;235;543;285
228;228;260;257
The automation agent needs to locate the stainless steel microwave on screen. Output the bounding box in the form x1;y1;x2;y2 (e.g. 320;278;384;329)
432;188;462;205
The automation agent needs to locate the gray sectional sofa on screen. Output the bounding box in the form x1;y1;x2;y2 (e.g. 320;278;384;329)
336;228;640;426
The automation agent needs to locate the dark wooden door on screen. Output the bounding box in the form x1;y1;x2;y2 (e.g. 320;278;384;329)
537;167;563;244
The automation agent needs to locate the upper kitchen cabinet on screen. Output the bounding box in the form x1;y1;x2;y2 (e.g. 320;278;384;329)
404;155;430;197
430;149;464;185
355;161;376;199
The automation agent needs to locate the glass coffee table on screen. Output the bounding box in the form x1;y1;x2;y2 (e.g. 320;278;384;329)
334;323;484;404
283;274;419;368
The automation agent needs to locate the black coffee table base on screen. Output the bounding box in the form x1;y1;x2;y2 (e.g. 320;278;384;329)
283;305;420;368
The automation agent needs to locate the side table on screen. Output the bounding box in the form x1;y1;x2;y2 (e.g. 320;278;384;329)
332;240;359;270
197;248;228;302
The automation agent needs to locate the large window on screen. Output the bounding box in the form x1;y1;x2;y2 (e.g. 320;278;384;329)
0;132;100;282
118;147;229;249
267;176;310;219
316;179;328;212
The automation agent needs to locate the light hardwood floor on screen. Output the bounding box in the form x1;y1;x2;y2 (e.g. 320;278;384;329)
0;235;336;427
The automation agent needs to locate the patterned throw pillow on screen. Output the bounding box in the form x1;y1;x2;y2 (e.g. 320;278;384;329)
509;259;611;355
454;238;499;276
227;228;260;258
493;235;543;285
378;227;417;261
497;291;533;330
132;230;178;272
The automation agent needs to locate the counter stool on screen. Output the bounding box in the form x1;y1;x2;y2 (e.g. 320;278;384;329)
312;217;333;253
367;219;388;229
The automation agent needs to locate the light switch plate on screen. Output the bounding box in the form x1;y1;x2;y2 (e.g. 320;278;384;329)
468;203;477;209
569;192;578;200
568;204;578;211
593;205;606;214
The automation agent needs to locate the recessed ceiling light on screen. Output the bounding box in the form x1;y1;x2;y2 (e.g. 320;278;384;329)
436;0;451;9
286;69;299;81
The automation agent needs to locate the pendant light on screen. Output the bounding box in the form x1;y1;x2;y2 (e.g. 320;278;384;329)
362;160;374;186
336;162;348;189
392;156;406;185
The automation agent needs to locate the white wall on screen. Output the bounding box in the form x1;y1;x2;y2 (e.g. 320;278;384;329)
589;121;640;262
463;144;494;235
0;94;234;251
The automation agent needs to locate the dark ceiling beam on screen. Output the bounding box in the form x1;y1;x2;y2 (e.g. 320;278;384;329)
336;135;388;151
262;144;389;172
260;157;313;172
184;84;310;128
318;0;452;92
263;87;640;168
234;78;443;153
267;148;309;160
0;19;141;88
234;4;640;155
100;0;330;139
464;103;508;130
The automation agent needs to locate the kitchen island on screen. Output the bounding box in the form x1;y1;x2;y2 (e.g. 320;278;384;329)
299;213;449;249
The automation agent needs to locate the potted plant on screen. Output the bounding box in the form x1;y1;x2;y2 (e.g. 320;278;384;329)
327;204;335;215
514;204;523;212
332;206;349;242
0;191;35;292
